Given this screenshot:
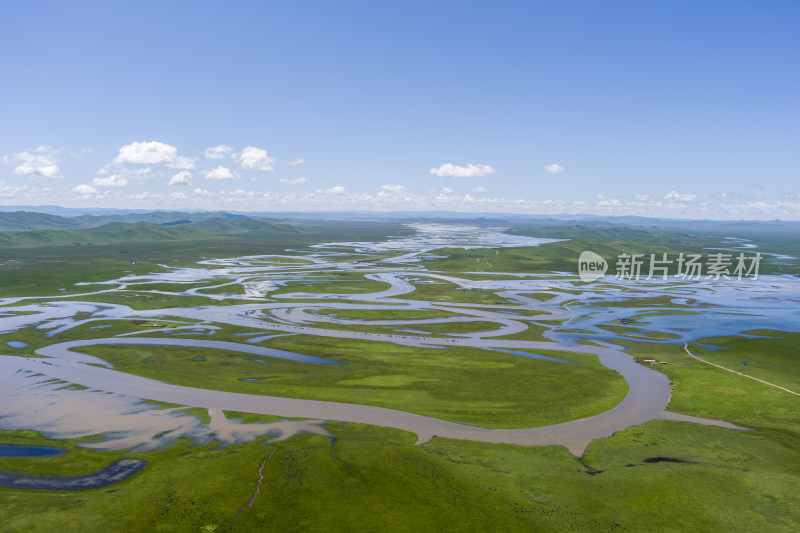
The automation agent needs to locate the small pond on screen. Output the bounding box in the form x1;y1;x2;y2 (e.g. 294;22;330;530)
0;445;68;458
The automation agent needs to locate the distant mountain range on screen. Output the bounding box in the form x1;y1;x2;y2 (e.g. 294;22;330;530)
0;214;295;247
2;205;798;227
0;210;268;233
1;207;798;249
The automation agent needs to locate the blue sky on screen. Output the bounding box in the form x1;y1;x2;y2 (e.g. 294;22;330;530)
1;1;798;218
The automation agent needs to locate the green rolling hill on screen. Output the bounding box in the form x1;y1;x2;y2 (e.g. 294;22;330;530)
0;209;284;233
0;217;297;247
0;211;80;232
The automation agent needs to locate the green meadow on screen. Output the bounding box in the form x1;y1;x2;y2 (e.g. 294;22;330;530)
314;308;462;320
2;215;800;531
2;416;799;532
400;279;512;305
618;331;800;439
75;332;625;429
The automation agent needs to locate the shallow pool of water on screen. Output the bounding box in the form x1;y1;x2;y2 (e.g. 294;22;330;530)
5;341;27;348
0;459;147;491
0;444;68;457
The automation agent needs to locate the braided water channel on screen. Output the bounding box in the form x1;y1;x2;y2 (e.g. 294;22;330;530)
3;223;796;460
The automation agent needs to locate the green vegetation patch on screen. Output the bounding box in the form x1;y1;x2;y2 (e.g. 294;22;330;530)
337;374;439;387
314;307;461;321
392;320;505;335
400;279;512;305
618;332;800;440
271;278;391;296
77;335;626;429
4;416;799;532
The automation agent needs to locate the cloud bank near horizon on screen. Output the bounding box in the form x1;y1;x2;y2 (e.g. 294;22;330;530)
1;140;798;220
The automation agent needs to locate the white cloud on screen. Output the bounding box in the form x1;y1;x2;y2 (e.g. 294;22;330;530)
544;163;565;174
665;190;696;202
326;185;346;194
237;146;275;171
204;145;234;160
377;185;408;199
597;197;622;207
204;166;236;180
429;163;497;178
92;167;154;186
473;186;488;193
634;194;651;201
113;141;195;169
114;141;175;164
169;171;192;186
441;186;455;193
170;156;195;169
126;191;163;201
288;158;304;166
70;148;92;160
3;146;62;178
0;181;31;198
72;184;97;195
128;167;155;180
92;174;128;187
280;177;310;185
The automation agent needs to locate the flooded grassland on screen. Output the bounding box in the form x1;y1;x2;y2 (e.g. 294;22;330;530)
1;224;799;531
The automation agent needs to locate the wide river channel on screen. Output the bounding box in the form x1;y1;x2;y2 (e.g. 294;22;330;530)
3;223;797;457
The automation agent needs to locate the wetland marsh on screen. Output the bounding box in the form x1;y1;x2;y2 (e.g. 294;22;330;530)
1;221;799;531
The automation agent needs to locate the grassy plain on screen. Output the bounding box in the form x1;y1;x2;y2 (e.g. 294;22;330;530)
400;280;512;305
618;331;800;439
2;217;800;530
75;331;626;429
0;219;412;298
425;224;797;276
2;416;799;532
315;308;461;320
270;278;392;296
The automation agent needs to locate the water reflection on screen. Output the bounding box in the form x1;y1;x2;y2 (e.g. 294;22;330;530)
0;360;329;451
0;223;797;453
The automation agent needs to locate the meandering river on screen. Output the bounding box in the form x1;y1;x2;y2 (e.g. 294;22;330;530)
2;223;793;456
